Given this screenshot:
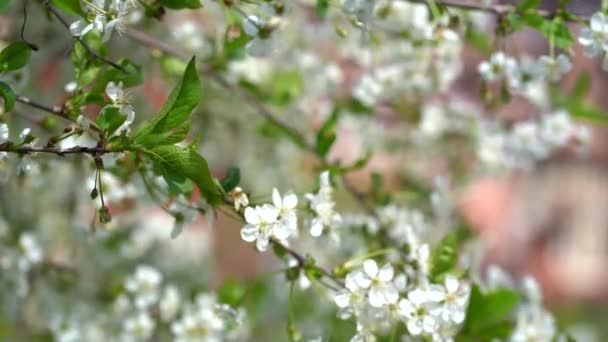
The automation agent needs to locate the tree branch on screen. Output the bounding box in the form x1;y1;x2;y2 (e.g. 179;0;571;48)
0;144;109;156
15;95;101;133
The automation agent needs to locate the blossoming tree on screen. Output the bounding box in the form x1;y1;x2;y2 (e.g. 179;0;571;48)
0;0;602;340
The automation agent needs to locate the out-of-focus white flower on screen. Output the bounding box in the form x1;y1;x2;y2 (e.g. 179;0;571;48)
17;233;43;271
353;74;383;107
334;271;368;319
0;123;8;143
124;265;163;309
70;0;133;41
50;316;81;342
398;288;443;336
305;171;342;238
171;294;227;342
240;204;280;251
172;20;205;52
478;52;517;82
419;103;449;138
242;9;281;57
272;188;298;237
123;311;155;341
536;54;571;82
434;275;470;324
160;285;181;322
353;259;399;307
230;187;249;212
510;305;556;342
579;12;608;69
106;81;135;132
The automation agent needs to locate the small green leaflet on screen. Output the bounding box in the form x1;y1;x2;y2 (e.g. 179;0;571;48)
51;0;85;16
158;0;201;9
97;106;127;136
459;285;520;340
0;42;32;73
143;145;222;205
316;109;339;158
0;81;15;112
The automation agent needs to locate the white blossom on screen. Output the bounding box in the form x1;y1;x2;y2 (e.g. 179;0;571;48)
578;12;608;69
536;54;571;82
230;187;249;212
240;204;281;251
352;260;399;307
106;81;135;131
124;265;163;309
0;123;9;143
123;311;155;341
70;0;133;41
478;52;517;82
272;188;298;237
398;288;443;336
160;285;181;322
305;171;342;238
434;275;470;324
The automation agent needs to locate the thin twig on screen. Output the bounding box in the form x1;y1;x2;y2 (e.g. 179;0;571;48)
15;95;101;133
42;0;125;71
0;144;109;156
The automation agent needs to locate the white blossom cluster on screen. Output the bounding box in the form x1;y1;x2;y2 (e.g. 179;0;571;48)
476;110;590;169
70;0;136;41
579;12;608;71
334;256;470;341
479;52;572;90
0;230;43;297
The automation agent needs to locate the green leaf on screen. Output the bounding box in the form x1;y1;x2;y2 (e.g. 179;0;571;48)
134;57;200;145
269;69;303;106
135;123;191;147
460;285;520;339
0;42;32;73
92;60;143;93
159;0;201;9
143;145;222;204
51;0;84;16
515;0;542;11
0;81;15;112
218;280;246;306
97;106;127;136
430;226;472;282
0;0;11;12
316;109;339;157
316;0;329;18
220;166;240;192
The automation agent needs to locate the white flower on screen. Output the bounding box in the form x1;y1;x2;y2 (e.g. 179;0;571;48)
398;288;443;336
540;110;576;148
50;316;81;342
305;171;342;238
510;305;556;342
124;265;163;309
230;187;249;211
0;123;9;143
242;7;281;57
171;295;226;342
106;81;135;123
272;188;298;236
434;275;470;324
240;204;280;251
478;52;518;82
160;285;181;322
578;12;608;57
536;54;571;82
123;312;155;341
69;0;133;41
17;233;43;271
354;259;399;307
353;74;383;107
333;271;368;319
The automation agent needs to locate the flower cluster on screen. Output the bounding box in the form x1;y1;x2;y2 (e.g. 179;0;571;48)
240;188;298;251
479;52;572;90
70;0;135;41
579;12;608;70
476;110;589;169
334;257;471;341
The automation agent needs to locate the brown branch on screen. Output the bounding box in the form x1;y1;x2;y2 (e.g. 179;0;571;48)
15;95;101;132
0;144;109;156
42;0;125;71
403;0;590;20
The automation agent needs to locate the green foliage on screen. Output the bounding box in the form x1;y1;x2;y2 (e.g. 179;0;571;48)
143;145;222;204
97;106;127;136
0;42;32;73
0;0;10;12
554;73;608;123
51;0;84;16
430;226;472;282
92;60;143;93
0;81;15;112
269;70;304;106
316;0;330;18
220;166;241;193
507;5;573;49
459;285;520;340
134;58;201;145
158;0;202;9
316;109;339;157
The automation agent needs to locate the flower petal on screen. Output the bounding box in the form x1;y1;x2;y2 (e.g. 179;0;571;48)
378;263;394;282
240;224;259;242
362;259;378;278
